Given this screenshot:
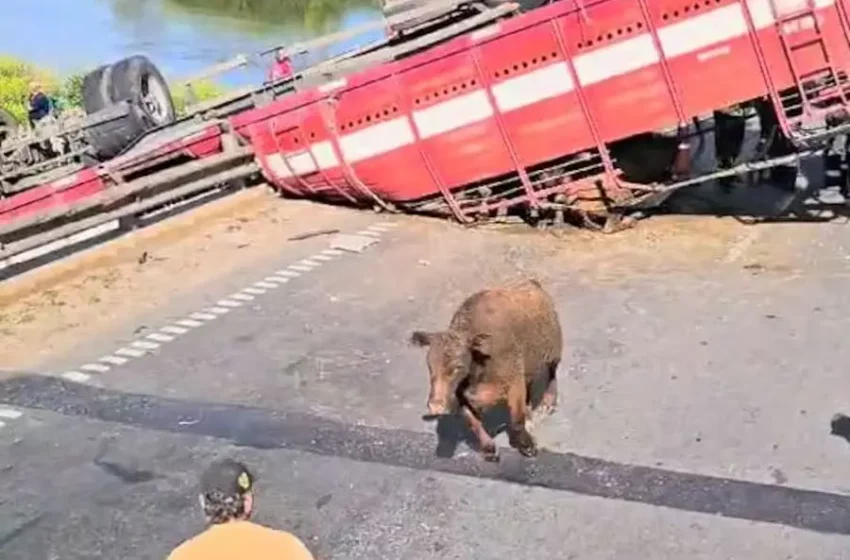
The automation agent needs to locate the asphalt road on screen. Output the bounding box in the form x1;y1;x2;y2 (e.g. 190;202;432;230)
3;192;850;559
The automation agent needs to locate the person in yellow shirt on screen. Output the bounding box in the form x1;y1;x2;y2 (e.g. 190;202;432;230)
167;458;316;560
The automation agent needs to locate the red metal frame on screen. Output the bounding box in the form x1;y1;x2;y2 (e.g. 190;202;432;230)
8;0;850;231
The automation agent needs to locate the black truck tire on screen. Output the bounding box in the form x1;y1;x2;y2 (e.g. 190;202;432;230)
108;55;176;127
82;64;113;115
84;101;148;161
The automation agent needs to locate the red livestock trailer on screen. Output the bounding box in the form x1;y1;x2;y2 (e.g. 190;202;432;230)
2;0;850;273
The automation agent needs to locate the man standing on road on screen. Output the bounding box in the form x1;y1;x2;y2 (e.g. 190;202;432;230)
167;458;316;560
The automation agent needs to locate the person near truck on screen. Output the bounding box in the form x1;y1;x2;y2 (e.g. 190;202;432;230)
27;80;52;127
267;48;294;83
166;458;316;560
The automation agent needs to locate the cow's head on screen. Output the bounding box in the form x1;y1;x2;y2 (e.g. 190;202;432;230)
409;330;493;416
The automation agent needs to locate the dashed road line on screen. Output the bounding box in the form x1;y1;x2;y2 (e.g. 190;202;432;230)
80;363;111;374
63;372;92;383
56;221;399;384
147;332;176;342
190;312;217;321
100;355;129;366
131;340;160;351
115;347;147;358
176;319;205;328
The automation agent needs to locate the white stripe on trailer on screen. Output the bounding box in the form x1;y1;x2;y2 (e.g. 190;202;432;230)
492;62;574;112
412;89;494;139
338;116;415;163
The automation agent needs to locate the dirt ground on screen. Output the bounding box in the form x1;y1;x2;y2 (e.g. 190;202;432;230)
0;188;802;372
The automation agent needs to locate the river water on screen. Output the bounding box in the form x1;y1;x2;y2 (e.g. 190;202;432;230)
0;0;385;88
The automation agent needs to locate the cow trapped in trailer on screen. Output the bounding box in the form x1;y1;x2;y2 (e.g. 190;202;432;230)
410;279;563;462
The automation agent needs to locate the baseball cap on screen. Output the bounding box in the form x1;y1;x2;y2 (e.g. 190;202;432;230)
200;458;255;497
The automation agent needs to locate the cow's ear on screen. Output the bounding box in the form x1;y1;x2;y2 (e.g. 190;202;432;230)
410;331;439;347
470;333;492;362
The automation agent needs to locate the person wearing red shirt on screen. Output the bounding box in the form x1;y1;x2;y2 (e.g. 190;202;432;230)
267;49;294;83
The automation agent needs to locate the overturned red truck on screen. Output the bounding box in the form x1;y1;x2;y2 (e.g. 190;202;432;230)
2;0;850;273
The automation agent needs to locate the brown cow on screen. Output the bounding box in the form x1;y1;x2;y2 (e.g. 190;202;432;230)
410;279;563;461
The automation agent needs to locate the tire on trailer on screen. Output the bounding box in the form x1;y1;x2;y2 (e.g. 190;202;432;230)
108;55;175;127
83;101;149;161
82;64;114;115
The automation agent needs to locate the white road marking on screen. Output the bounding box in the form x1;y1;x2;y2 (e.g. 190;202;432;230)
60;223;391;377
115;347;147;358
147;332;176;342
0;409;23;420
100;355;129;366
132;340;161;350
190;312;217;321
80;363;110;373
63;371;91;382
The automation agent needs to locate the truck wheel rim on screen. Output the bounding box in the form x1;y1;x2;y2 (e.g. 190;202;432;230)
141;73;171;125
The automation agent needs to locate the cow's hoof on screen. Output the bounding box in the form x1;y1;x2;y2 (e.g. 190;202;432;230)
535;403;557;420
512;431;538;458
481;443;500;462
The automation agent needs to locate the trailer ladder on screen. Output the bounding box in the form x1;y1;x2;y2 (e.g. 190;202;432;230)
770;0;850;131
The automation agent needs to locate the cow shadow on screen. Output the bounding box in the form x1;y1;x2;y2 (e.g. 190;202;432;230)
830;413;850;444
432;375;552;459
